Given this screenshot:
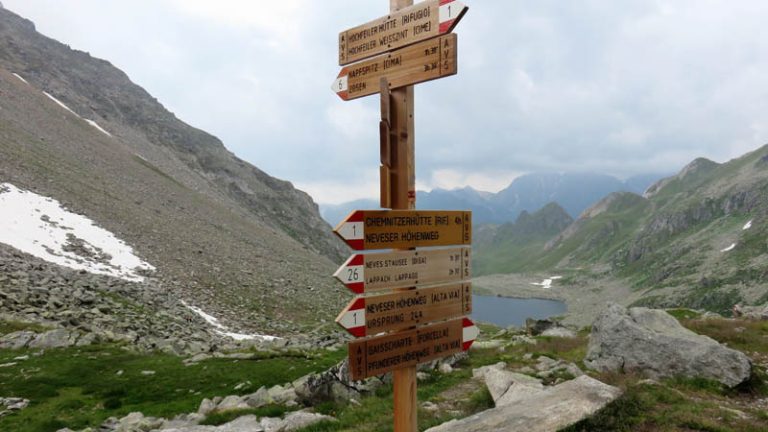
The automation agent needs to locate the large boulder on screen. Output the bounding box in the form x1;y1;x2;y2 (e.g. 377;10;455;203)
28;329;79;349
293;360;383;405
426;374;621;432
733;304;768;320
584;303;751;387
157;411;332;432
472;362;544;403
0;331;37;349
525;319;575;337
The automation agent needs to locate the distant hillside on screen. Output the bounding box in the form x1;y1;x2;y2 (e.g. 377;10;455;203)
494;172;656;220
0;7;347;335
321;173;663;225
473;144;768;314
472;203;574;275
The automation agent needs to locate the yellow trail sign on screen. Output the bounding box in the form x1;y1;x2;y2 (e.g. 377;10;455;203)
333;210;471;251
336;282;472;337
348;317;479;380
338;0;468;65
333;34;457;101
334;247;471;294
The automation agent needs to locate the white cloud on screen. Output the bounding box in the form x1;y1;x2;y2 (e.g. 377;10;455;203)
4;0;768;206
419;169;523;193
325;101;378;142
168;0;309;48
295;168;380;205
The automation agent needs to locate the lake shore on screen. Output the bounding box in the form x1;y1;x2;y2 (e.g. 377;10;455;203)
472;273;645;328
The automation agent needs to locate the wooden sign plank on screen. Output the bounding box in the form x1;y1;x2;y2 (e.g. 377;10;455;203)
348;317;479;380
334;247;471;294
336;283;472;337
334;209;472;251
338;0;468;65
332;33;457;101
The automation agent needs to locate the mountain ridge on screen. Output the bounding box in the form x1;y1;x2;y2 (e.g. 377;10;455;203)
0;7;346;335
474;144;768;315
321;172;664;226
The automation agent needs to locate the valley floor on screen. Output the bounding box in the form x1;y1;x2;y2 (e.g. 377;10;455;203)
2;312;767;431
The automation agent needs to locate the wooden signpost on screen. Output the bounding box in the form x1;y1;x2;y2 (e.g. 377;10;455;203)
332;34;457;101
330;1;470;430
334;247;471;294
336;282;472;337
338;0;468;65
333;209;471;250
348;317;479;381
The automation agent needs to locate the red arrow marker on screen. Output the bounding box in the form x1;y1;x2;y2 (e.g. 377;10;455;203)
462;317;479;351
334;254;365;294
336;297;367;338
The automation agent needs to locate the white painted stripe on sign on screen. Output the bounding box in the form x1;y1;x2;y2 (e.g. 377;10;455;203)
338;308;365;329
332;75;349;93
334;264;364;283
463;324;479;342
337;222;364;240
439;1;463;23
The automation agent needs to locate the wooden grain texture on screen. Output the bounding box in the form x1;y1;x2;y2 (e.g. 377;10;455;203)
336;282;472;336
349;317;467;380
339;0;467;65
334;247;471;294
336;33;457;101
334;209;472;250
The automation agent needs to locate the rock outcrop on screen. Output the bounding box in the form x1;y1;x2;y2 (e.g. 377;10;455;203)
0;397;29;418
66;409;333;432
293;359;385;405
585;303;752;387
427;362;621;432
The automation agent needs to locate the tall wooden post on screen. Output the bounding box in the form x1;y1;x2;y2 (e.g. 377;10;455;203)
388;1;417;430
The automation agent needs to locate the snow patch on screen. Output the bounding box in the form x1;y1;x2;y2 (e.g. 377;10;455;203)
0;183;154;282
12;73;28;84
721;243;736;253
181;301;280;341
743;220;753;230
84;119;112;137
530;276;563;289
43;92;80;117
41;92;112;138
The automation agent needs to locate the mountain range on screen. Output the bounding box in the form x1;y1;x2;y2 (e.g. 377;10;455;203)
473;145;768;314
321;173;663;226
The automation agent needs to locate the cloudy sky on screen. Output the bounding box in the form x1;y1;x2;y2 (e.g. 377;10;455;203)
4;0;768;204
